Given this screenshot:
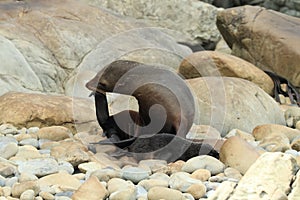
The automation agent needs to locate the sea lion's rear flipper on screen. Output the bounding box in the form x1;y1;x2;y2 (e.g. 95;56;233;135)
265;71;300;106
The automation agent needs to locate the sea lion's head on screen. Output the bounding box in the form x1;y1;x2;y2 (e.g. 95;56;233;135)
86;60;140;95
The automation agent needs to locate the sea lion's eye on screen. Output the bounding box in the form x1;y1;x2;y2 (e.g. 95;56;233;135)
98;82;107;89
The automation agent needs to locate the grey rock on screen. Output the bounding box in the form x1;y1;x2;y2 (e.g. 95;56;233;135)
121;167;150;183
58;161;74;174
18;158;59;177
19;138;39;148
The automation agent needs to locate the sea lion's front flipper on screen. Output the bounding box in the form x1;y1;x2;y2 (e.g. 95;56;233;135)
90;136;137;149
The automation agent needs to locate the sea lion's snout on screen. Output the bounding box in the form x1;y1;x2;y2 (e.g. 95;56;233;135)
86;75;106;95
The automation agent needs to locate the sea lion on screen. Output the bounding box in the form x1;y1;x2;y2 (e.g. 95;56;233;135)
90;133;219;162
86;60;195;141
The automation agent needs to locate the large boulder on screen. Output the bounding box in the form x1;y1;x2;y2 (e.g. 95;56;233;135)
0;92;98;133
83;0;221;49
187;77;285;136
216;6;300;88
178;51;274;95
0;0;191;97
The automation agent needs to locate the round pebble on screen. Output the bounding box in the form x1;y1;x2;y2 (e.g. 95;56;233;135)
148;186;185;200
191;169;211;181
20;189;35;200
121;167;150;183
138;179;168;191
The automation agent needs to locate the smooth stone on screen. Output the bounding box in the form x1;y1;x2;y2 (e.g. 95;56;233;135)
138;159;168;173
136;185;147;199
121;167;150;183
19;138;39;148
225;129;255;142
258;133;291;152
37;172;81;191
58;161;74;174
10;145;44;161
39;191;55;200
0;136;18;144
19;173;38;183
18;158;59;177
220;136;261;175
88;168;121;182
231;152;297;199
50;141;90;167
207;181;237;200
191;169;211;181
0;124;18;135
20;189;35;200
186;183;206;199
71;176;108;200
78;162;104;173
14;133;37;142
0;143;18;159
90;152;121;169
183;193;195;200
5;177;18;187
284;102;300;127
27;127;39;134
182;155;225;175
0;162;17;177
2;186;12;197
107;178;135;194
11;181;40;198
109;187;136;200
149;172;170;182
167;160;185;175
37;126;72;141
0;175;5;186
169;172;205;194
186;125;221;140
147;186;185;200
252;124;300;142
179;50;273;94
138;179;168;191
224;167;242;181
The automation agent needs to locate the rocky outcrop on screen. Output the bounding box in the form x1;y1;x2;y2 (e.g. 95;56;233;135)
0;0;191;97
216;6;300;89
187;77;285;136
178;51;274;95
0;92;98;133
83;0;221;49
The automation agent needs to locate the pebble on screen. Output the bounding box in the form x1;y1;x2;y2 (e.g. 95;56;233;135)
224;167;242;180
58;161;74;174
19;138;39;148
19;173;38;183
20;189;35;200
182;155;225;175
0;143;18;159
37;126;72;141
138;159;168;173
71;176;108;200
121;167;150;183
88;168;121;182
169;172;205;194
191;169;211;181
148;186;185;200
18;158;59;177
78;161;104;173
11;181;40;198
149;172;170;182
138;179;168;191
39;191;55;200
107;178;135;194
5;177;18;187
0;124;18;135
109;187;136;200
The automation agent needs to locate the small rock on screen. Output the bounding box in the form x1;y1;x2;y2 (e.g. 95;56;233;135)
19;138;39;148
291;136;300;151
10;145;43;161
224;167;242;180
0;143;18;159
220;136;260;174
186;183;206;199
78;162;104;173
37;126;72;141
138;159;167;173
167;160;185;174
206;181;236;200
149;172;170;182
71;176;108;200
88;168;121;182
148;186;185;200
37;172;81;191
39;191;55;200
285;107;300;127
2;186;12;197
136;185;147;199
169;172;205;193
138;179;168;191
18;158;59;177
15;134;37;142
58;161;74;174
107;178;135;194
27;127;39;134
183;193;195;200
258;133;291;152
19;173;38;183
0;162;17;177
11;181;40;198
50;141;90;167
191;169;211;181
225;129;255;142
20;189;35;200
121;167;150;183
109;187;136;200
182;155;225;175
5;177;18;187
253;124;300;142
0;124;18;135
